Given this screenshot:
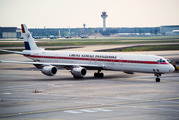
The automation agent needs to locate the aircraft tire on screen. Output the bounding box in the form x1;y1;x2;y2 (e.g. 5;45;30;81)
94;73;104;78
73;76;83;79
156;78;160;82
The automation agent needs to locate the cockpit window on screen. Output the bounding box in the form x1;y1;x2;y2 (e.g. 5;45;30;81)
157;58;166;63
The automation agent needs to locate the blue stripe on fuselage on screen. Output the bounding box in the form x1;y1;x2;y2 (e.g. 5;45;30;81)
24;42;31;50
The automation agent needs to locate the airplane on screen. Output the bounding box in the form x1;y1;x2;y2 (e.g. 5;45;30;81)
0;24;175;82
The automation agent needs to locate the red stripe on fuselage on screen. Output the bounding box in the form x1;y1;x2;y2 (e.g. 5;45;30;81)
21;24;25;33
28;55;170;65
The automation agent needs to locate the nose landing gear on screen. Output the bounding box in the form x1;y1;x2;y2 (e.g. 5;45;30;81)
155;73;161;82
156;77;160;82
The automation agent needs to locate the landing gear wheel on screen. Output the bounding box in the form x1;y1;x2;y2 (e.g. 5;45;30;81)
156;78;160;82
94;72;104;78
94;73;97;77
73;76;83;79
154;73;161;82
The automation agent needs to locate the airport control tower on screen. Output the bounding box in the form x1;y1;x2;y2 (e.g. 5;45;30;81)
101;11;108;31
83;23;86;28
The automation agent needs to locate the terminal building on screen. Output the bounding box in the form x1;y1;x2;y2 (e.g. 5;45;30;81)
160;25;179;36
0;27;21;39
1;25;179;39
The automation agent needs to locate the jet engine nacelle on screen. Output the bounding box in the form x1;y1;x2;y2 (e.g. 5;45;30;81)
41;66;57;76
71;67;87;78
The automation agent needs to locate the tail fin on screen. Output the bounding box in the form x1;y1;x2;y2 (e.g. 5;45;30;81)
21;24;41;50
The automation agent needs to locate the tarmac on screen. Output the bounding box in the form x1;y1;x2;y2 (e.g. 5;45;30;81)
0;46;179;120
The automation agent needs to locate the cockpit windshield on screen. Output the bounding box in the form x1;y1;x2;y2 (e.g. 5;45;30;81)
157;58;166;63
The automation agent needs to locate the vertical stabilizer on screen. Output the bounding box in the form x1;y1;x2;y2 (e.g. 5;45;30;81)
21;24;41;50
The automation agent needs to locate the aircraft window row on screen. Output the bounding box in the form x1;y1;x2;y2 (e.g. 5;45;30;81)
38;56;109;61
127;60;144;63
36;56;145;63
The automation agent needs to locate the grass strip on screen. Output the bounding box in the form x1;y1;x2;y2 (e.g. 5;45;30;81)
0;40;179;47
107;45;179;52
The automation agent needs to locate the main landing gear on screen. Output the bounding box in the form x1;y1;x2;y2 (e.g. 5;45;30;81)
155;73;161;82
94;70;104;78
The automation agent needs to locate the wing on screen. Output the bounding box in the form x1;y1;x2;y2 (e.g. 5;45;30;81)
0;60;105;70
0;49;23;54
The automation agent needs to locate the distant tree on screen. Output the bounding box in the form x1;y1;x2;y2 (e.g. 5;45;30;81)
90;30;94;34
99;29;118;36
99;30;111;36
45;32;49;37
94;30;98;33
110;29;118;34
63;31;68;37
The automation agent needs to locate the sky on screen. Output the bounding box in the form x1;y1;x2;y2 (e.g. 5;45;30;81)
0;0;179;28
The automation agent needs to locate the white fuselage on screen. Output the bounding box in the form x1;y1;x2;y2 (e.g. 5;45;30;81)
22;50;174;74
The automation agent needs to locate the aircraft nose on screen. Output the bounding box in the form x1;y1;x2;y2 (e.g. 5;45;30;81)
169;65;175;73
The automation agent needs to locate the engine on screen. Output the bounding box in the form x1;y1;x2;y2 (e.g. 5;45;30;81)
71;67;87;78
41;66;57;76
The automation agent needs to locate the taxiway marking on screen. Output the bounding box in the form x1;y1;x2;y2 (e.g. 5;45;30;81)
1;97;179;118
64;109;113;114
